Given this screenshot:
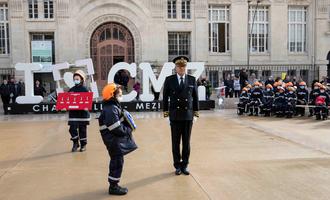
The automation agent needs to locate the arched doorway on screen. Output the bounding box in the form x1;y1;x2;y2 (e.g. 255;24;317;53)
90;22;134;87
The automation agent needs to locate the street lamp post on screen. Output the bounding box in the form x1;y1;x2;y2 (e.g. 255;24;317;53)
247;0;261;71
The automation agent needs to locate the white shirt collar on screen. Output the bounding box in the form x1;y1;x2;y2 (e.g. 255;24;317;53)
177;73;185;82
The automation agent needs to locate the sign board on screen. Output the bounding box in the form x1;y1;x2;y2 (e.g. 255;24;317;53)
56;92;93;111
31;41;52;67
6;100;215;114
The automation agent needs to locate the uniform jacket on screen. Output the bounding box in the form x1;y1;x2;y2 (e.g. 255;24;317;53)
98;99;137;157
67;84;91;126
163;74;199;121
239;92;250;104
250;88;263;103
296;88;309;104
274;92;286;105
286;92;297;106
263;90;274;106
309;89;320;104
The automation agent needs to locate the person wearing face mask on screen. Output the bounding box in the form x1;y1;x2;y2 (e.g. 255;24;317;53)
98;83;137;196
314;85;329;120
285;86;297;118
273;86;286;117
67;70;90;152
248;82;263;116
262;84;274;117
237;87;250;115
0;80;10;114
308;82;321;117
296;82;309;116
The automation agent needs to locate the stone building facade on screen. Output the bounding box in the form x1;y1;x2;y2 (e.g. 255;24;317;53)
0;0;329;91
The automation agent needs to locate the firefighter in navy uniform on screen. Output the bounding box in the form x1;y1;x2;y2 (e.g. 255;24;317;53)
163;56;199;176
296;81;309;116
262;84;274;117
249;82;263;116
285;86;297;118
68;70;90;152
273;86;286;117
237;87;250;115
98;83;137;195
308;82;321;117
314;84;330;120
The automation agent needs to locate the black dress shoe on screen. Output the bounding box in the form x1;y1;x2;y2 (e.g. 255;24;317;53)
71;142;79;152
109;185;128;195
175;168;182;175
182;168;190;175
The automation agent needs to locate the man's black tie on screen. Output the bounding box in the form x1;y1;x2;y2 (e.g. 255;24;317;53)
180;76;184;89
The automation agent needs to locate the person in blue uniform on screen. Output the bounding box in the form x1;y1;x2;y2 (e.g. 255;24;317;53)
249;82;263;116
314;84;329;120
262;84;274;117
98;83;137;195
237;87;250;115
285;86;297;118
163;56;199;176
68;70;90;152
273;86;286;117
308;82;321;117
296;81;309;116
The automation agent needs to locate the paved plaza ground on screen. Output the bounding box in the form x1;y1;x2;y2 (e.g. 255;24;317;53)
1;110;330;200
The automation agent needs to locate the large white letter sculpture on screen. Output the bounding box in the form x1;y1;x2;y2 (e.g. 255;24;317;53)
15;63;44;104
139;62;206;101
15;60;207;104
187;62;206;101
139;62;175;101
75;59;99;99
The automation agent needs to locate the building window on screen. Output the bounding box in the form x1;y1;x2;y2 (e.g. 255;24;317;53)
168;0;177;19
0;3;9;55
288;6;307;53
44;0;54;19
168;32;191;60
30;33;55;64
28;0;38;19
249;6;269;53
182;0;191;19
208;5;230;53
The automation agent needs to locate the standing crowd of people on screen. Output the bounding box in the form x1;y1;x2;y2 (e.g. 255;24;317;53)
0;78;46;114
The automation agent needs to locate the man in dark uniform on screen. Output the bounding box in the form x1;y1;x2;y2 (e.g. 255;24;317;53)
163;56;199;176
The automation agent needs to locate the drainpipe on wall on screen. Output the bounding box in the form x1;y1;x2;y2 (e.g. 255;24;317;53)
312;0;317;80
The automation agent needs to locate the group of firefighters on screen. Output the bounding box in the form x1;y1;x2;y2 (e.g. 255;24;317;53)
237;80;330;120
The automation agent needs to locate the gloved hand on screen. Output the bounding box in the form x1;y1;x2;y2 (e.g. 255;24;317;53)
164;111;169;118
194;111;199;118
